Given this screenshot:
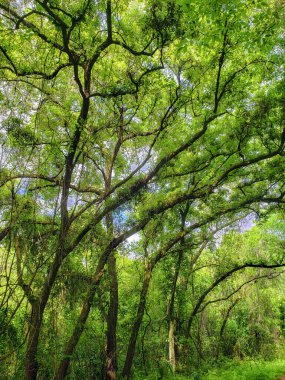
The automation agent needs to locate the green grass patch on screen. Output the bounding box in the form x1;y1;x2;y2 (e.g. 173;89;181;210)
200;360;285;380
134;360;285;380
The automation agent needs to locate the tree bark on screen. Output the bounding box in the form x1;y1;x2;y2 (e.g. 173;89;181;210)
167;250;183;373
218;298;240;358
168;319;176;373
24;96;90;380
167;204;188;373
54;233;129;380
55;289;96;380
122;262;153;380
105;216;119;380
25;253;63;380
25;302;41;380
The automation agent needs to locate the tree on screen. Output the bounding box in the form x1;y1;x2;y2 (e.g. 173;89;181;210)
182;214;285;364
0;0;285;379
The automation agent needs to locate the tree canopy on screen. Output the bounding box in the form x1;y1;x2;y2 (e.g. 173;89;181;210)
1;1;285;379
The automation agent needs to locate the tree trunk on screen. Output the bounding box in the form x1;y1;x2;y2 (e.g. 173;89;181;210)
25;253;63;380
104;170;119;379
25;302;41;380
168;319;176;373
24;97;90;380
54;237;122;379
167;204;188;373
167;250;183;373
105;251;119;380
55;291;95;379
122;262;153;380
218;298;240;358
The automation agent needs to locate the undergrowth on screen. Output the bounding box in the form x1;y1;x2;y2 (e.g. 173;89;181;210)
134;359;285;380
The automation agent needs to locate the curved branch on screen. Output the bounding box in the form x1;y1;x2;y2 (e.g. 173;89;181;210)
0;226;10;242
0;3;66;52
0;174;102;196
186;263;285;334
199;271;282;313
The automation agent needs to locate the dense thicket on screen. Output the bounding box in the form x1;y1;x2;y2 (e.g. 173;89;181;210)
1;1;285;379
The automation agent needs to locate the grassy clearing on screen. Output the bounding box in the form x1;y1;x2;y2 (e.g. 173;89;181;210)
135;360;285;380
200;360;285;380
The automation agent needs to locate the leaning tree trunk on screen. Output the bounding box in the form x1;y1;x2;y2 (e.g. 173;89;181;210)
122;262;153;380
217;298;240;358
24;93;90;380
25;251;64;380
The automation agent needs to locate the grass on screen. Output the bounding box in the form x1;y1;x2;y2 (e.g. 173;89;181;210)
200;360;285;380
135;359;285;380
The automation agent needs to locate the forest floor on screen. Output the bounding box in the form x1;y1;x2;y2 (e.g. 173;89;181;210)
140;361;285;380
193;359;285;380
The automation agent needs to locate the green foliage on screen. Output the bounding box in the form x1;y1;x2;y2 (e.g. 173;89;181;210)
133;360;285;380
1;0;285;379
201;360;285;380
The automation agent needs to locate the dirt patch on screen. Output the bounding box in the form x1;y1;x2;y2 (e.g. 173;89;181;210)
276;375;285;380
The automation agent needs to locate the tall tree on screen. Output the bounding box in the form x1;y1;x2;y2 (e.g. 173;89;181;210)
0;0;285;379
